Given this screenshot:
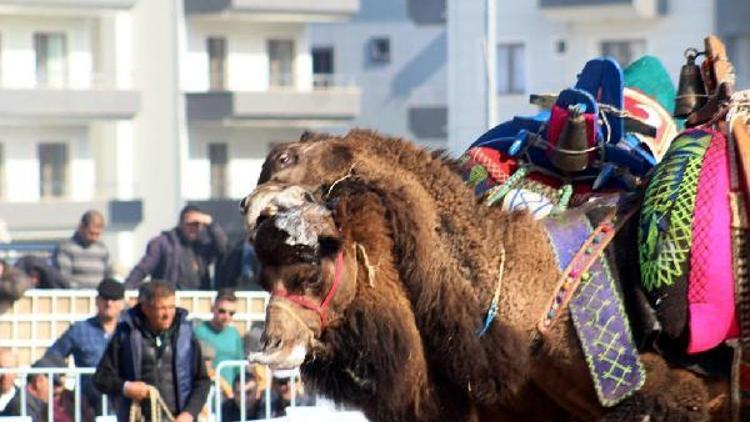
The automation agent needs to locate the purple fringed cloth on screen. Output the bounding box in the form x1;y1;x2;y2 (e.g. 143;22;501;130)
541;198;645;407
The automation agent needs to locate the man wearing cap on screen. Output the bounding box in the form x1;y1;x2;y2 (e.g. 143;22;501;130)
45;278;125;414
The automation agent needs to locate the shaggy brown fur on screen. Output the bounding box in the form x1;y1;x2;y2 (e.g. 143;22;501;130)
249;129;730;421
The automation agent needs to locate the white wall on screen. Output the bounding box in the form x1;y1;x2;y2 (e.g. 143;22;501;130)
130;0;182;264
447;0;488;154
183;19;310;92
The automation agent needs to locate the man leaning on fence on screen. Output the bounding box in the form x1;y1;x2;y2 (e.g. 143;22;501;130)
93;281;210;422
124;206;227;291
52;210;113;289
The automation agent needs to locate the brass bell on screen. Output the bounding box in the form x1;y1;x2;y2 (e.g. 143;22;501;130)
674;48;707;118
549;104;590;173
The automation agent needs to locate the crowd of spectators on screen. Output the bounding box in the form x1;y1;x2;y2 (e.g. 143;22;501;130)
0;205;316;421
0;205;264;306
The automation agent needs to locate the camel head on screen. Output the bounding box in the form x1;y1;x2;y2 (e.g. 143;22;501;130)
240;183;358;369
257;130;362;187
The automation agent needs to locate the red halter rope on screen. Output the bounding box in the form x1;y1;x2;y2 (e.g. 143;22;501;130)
271;250;345;330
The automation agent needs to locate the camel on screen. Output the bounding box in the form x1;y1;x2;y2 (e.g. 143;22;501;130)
241;130;730;421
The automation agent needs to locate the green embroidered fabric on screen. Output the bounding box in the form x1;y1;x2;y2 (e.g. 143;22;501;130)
639;132;711;291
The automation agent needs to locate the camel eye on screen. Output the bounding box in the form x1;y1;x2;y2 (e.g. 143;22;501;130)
277;152;292;166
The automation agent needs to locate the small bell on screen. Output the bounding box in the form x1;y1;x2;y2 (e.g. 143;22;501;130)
549;104;590;173
674;48;707;119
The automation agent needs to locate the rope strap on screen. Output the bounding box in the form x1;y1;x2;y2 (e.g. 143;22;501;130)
129;386;176;422
478;247;506;337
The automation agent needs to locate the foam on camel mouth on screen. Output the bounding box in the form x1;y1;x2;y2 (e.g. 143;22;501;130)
242;184;312;240
248;343;307;370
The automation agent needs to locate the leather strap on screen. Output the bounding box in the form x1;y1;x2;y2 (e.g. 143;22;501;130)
537;206;638;334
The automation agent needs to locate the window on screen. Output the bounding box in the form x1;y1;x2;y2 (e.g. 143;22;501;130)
38;143;68;198
268;40;295;88
600;40;646;68
209;143;228;199
497;43;525;94
409;106;448;140
407;0;446;24
368;37;391;64
312;47;334;88
207;37;227;91
34;32;67;88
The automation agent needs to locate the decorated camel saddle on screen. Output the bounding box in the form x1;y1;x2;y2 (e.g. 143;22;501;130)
460;55;678;408
459;55;678;218
462;38;750;418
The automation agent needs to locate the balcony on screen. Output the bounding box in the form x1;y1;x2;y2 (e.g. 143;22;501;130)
0;88;139;121
186;81;360;123
0;0;138;11
539;0;667;22
0;199;143;232
184;0;359;21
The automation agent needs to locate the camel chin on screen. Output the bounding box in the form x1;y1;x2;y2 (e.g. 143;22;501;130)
248;344;308;370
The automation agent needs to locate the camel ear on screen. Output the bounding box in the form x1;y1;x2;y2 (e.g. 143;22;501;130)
319;235;343;257
300;131;334;143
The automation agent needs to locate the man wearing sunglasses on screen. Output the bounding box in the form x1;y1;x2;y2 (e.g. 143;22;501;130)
193;289;245;388
125;205;227;290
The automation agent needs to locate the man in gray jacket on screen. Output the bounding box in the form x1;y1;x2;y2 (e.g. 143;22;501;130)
53;210;113;289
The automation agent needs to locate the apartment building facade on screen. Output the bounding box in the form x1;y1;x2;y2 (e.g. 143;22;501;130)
310;0;447;148
0;0;141;271
0;0;361;272
448;0;750;154
307;0;750;156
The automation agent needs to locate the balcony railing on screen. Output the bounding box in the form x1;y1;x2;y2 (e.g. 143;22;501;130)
0;0;138;10
312;74;357;90
184;0;360;20
539;0;667;21
29;71;135;91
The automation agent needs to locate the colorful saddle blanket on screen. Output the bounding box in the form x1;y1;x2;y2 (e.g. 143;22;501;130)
639;128;739;354
542;195;645;406
461;56;677;219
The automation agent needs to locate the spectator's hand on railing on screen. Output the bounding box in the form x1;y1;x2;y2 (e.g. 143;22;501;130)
175;412;194;422
123;381;151;401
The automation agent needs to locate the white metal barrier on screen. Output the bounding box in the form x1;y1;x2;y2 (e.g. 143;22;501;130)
0;289;270;366
0;364;368;422
0;366;105;422
214;361;299;422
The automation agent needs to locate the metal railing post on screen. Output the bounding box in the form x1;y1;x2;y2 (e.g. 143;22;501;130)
47;370;53;422
265;366;271;420
239;368;246;422
74;371;81;422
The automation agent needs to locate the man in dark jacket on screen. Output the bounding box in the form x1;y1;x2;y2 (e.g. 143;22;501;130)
214;239;262;291
93;281;210;421
124;206;227;290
